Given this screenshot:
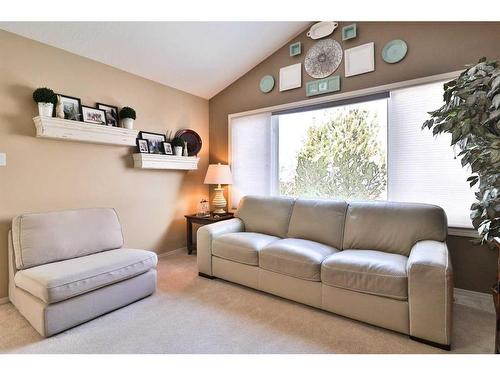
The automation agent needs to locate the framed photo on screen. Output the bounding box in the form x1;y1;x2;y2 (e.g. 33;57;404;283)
279;63;302;91
96;103;119;127
81;106;107;125
136;138;149;153
139;131;166;154
57;94;82;121
163;142;173;155
344;42;375;77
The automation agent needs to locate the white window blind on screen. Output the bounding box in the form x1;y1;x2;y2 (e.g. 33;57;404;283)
388;81;476;228
230;112;275;208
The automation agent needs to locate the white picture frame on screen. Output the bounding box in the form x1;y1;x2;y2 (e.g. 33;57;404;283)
279;63;302;91
344;42;375;77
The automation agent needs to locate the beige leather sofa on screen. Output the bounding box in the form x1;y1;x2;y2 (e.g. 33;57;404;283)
8;208;158;337
198;195;453;350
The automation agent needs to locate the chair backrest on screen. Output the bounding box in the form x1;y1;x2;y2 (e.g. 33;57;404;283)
287;198;348;249
11;208;124;270
235;195;295;238
342;201;447;256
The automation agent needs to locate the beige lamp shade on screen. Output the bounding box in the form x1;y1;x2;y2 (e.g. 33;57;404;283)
204;163;233;185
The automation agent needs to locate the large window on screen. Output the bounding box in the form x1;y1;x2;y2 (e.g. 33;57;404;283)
230;78;476;228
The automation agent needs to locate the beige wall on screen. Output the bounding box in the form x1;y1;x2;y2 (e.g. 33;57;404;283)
209;22;500;293
0;30;209;299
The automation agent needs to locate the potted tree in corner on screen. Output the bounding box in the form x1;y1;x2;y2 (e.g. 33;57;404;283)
33;87;56;117
119;106;136;129
423;58;500;352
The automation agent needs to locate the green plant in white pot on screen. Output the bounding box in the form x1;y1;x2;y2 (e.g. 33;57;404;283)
423;58;500;246
171;137;185;156
33;87;56;117
119;106;136;129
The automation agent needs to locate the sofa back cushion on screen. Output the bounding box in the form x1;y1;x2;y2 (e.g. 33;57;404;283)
235;195;295;238
287;198;347;249
12;208;124;270
343;201;447;256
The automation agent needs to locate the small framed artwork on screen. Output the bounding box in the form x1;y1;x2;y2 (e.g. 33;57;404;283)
289;41;301;57
138;131;166;154
96;103;119;126
163;142;173;155
57;94;82;121
81;106;107;125
279;63;302;92
137;138;149;153
344;42;375;77
306;76;341;97
342;24;357;41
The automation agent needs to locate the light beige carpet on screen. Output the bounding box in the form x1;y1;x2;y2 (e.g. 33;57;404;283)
0;252;495;354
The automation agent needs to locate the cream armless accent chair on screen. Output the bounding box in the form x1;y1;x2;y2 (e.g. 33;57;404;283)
8;208;158;337
197;195;453;350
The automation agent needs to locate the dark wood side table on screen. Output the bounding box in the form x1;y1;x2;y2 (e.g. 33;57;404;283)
184;212;234;254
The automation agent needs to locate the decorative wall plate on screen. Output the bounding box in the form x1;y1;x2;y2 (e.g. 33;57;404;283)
342;24;357;41
174;129;202;156
279;63;302;91
259;75;275;93
382;39;408;63
289;42;302;56
306;21;338;40
304;39;343;79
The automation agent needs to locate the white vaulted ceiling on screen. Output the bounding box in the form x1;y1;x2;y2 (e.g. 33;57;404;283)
0;22;308;99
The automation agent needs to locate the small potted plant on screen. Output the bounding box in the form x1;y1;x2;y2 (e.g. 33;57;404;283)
119;106;136;129
171;137;185;156
32;87;56;117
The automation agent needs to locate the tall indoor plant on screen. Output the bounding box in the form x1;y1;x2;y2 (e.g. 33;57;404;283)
423;58;499;247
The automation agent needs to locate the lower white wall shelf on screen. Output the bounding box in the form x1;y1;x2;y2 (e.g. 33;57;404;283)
33;116;139;146
133;153;200;170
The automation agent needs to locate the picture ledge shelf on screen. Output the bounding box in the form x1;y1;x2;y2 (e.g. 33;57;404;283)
33;116;138;146
133;153;200;171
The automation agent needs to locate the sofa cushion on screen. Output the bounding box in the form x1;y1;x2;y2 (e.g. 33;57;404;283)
287;198;347;249
321;250;408;300
235;195;295;238
212;232;280;266
12;208;124;270
260;238;338;281
14;248;157;304
343;201;447;256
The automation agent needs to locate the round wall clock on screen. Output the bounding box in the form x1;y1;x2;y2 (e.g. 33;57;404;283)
259;75;275;93
304;39;343;79
174;129;202;156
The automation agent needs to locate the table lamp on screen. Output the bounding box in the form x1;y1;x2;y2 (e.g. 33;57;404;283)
204;163;233;214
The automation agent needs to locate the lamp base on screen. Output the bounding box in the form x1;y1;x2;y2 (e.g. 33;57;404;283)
212;186;227;214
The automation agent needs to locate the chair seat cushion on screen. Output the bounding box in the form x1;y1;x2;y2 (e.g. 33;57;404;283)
14;248;157;304
321;250;408;300
212;232;280;266
260;238;339;281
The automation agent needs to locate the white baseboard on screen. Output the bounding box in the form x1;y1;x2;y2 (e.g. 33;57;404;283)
454;287;494;313
157;247;187;258
0;296;10;305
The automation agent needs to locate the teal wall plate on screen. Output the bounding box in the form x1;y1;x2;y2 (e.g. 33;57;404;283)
289;42;301;57
342;24;357;41
259;75;275;93
382;39;408;63
306;76;340;97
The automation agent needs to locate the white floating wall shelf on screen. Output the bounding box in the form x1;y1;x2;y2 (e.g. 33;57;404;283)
33;116;138;146
133;153;199;170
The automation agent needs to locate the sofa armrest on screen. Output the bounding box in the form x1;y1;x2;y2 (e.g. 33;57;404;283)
407;240;453;348
197;218;245;276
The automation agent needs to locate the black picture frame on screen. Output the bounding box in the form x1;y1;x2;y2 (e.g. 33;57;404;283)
56;94;82;121
136;138;149;153
96;103;119;127
163;142;173;155
81;105;107;125
138;131;166;154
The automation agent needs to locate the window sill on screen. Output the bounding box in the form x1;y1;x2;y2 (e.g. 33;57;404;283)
448;227;478;238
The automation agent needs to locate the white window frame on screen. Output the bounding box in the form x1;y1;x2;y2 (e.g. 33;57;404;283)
228;70;478;238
